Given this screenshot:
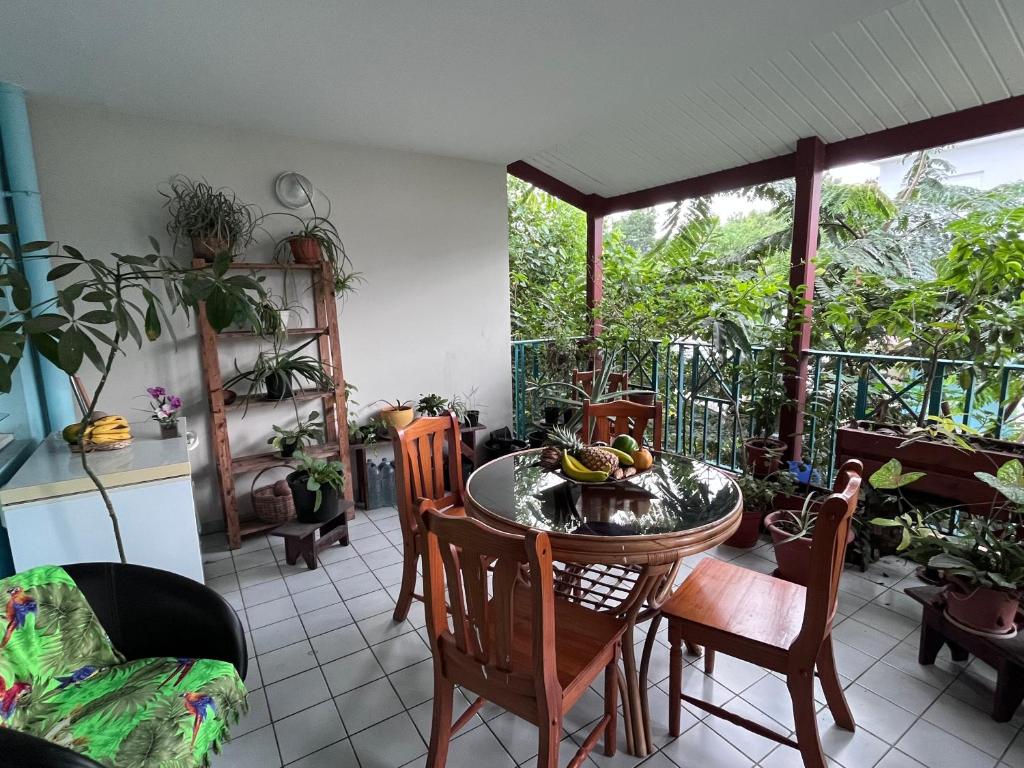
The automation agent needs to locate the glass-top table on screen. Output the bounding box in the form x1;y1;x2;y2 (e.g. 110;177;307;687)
464;449;743;757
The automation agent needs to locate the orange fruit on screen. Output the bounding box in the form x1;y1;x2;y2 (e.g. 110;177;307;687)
632;448;654;470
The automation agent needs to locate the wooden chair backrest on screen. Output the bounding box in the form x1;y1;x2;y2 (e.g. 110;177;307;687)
793;459;863;655
390;413;464;539
420;501;559;723
582;398;663;447
572;369;627;399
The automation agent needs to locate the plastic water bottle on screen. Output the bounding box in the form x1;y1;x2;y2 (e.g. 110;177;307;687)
379;459;396;508
366;459;382;509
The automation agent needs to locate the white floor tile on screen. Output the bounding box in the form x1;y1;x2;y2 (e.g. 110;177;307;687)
372;631;432;673
310;623;367;664
301;602;354;637
856;662;943;715
292;583;342;613
322;647;386;695
660;722;755;768
285;738;360;768
844;684;917;745
259;640;318;685
346;588;396;620
247;596;299;630
922;692;1023;758
334;676;405;734
212;723;281;768
895;719;998;768
251;617;307;655
350;712;427;768
264;667;332;721
273;699;346;764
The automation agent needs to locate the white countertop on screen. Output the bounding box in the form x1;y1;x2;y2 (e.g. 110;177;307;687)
0;421;192;505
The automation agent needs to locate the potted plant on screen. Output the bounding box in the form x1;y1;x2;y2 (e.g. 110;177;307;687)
268;411;324;458
348;419;378;446
871;457;1024;636
162;175;259;262
266;192;363;299
377;399;414;429
741;354;790;475
725;470;796;549
764;493;833;584
417;393;449;417
144;386;183;438
0;225;267;563
287;451;346;523
224;336;335;406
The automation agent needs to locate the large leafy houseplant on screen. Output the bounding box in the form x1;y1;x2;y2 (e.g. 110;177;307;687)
161;175;260;262
287;450;346;522
0;227;267;562
870;457;1024;634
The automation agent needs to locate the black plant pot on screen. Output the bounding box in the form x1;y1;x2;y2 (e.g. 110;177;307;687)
466;410;480;427
562;408;575;426
543;406;561;426
287;470;339;523
265;372;292;401
280;439;299;458
528;429;548;449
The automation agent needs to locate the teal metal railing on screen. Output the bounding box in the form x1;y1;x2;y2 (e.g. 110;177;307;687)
511;339;1024;483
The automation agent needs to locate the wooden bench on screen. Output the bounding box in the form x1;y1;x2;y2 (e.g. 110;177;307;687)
270;501;354;570
906;585;1024;722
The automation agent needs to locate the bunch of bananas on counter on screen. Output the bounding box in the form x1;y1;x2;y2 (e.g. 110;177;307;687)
61;414;133;448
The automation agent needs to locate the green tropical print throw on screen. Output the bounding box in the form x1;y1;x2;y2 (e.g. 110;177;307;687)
0;565;246;767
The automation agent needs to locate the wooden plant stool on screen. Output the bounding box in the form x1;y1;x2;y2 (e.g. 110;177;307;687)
906;585;1024;722
270;501;354;570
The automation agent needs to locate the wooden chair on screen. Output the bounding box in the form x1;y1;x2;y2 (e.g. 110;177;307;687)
420;501;626;768
389;412;465;622
572;369;628;399
662;460;863;768
581;398;663;447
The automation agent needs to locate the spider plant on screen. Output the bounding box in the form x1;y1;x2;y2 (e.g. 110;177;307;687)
161;174;260;261
224;335;335;411
268;411;324;457
264;189;363;298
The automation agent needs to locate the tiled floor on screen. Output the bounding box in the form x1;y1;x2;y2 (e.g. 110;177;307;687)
204;506;1024;768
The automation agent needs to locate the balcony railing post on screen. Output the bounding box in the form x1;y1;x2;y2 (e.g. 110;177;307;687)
586;211;604;365
779;136;825;462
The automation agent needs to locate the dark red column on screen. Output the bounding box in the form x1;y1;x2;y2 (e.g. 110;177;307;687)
779;137;824;462
586;211;604;340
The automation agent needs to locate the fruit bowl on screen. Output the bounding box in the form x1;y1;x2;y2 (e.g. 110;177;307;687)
549;463;653;486
538;428;656;486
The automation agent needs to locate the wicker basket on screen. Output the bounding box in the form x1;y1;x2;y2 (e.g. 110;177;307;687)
251;466;296;525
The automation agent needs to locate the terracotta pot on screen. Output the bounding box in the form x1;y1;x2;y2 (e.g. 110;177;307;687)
380;406;415;430
945;580;1020;636
190;235;233;262
289;236;322;264
723;509;763;549
744;437;786;476
765;509;854;586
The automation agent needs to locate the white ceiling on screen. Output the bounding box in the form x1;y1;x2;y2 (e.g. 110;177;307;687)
2;0;1019;197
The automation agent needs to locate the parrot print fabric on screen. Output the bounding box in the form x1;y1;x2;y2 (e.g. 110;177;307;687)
0;566;247;767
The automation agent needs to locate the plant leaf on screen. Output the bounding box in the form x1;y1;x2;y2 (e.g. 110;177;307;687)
868;458;925;489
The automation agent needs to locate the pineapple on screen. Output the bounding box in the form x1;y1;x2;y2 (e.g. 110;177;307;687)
547;426;619;474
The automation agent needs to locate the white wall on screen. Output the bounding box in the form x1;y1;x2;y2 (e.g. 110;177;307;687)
28;99;511;531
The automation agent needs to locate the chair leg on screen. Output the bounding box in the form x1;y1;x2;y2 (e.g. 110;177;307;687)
392;544;418;622
668;624;683;737
537;717;562;768
704;648;716;675
426;677;454;768
817;636;855;731
604;643;619;756
788;670;827;768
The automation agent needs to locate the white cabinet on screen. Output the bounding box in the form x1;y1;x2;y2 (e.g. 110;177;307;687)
0;424;203;582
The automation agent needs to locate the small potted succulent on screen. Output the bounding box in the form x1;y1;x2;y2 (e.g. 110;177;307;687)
376;398;415;430
287;451;346;523
162;174;259;262
725;470;796;549
417;393;449;417
145;386;183;438
268;411;324;458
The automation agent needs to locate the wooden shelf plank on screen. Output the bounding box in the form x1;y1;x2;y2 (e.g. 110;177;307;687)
225;390;335;411
217;327;327;340
232;443;342;475
238;519;280;538
229;261;317;271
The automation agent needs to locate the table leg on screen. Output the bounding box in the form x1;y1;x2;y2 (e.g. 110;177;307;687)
621;623;645;757
638;612;663;756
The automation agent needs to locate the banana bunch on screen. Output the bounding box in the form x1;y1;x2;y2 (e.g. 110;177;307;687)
62;415;132;446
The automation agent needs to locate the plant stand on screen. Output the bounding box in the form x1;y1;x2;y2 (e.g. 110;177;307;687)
269;500;354;570
906;585;1024;722
195;259;355;548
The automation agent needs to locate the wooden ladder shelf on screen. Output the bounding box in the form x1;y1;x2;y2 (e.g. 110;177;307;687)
195;258;355;548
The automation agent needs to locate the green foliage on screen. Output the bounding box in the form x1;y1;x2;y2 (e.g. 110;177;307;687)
160;174;259;253
417;393;449;416
223;335;335;407
293;451;346;511
268;410;324;452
